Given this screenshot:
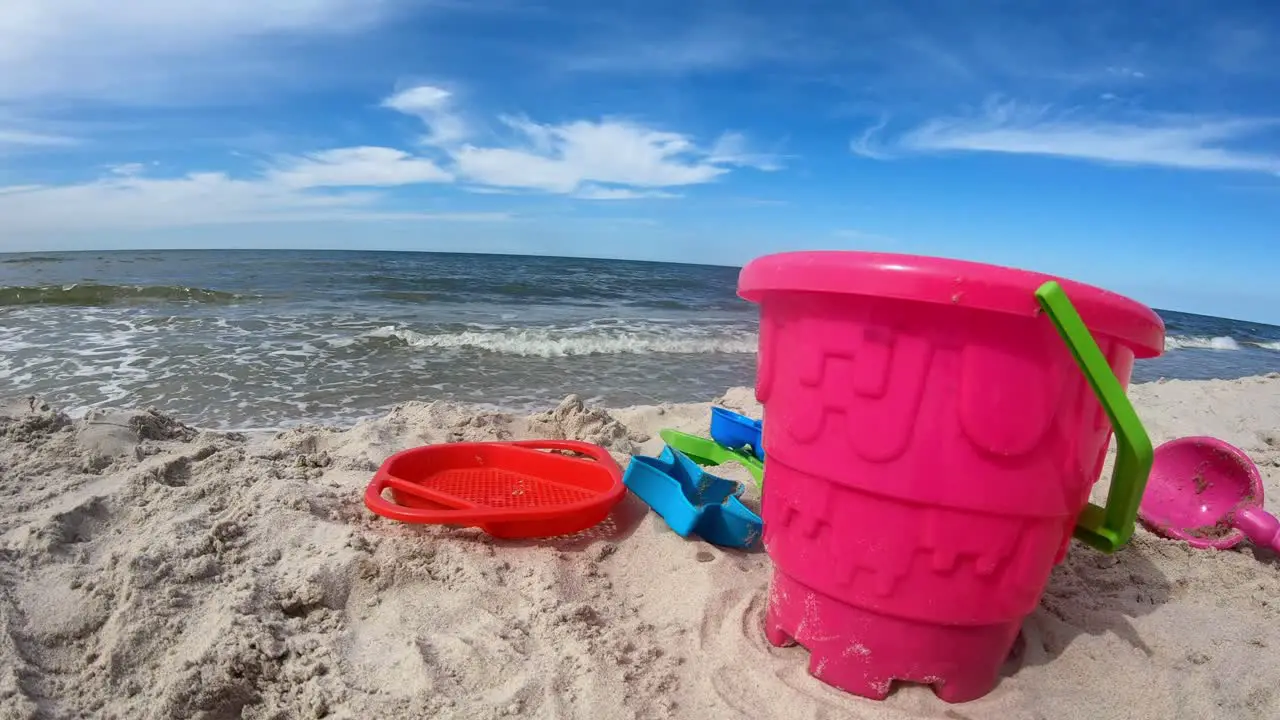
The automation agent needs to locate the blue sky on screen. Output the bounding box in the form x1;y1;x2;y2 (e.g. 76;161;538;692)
1;0;1278;321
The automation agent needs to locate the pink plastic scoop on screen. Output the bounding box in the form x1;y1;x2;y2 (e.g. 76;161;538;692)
1138;436;1280;552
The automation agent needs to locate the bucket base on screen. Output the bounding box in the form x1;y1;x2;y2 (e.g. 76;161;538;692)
764;570;1020;703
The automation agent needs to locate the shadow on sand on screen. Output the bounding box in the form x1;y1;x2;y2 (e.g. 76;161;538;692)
1002;535;1172;678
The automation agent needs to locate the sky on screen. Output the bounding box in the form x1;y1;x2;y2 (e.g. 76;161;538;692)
0;0;1278;322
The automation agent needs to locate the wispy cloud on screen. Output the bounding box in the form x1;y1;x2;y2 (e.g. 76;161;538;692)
560;10;810;76
0;148;489;233
1105;66;1146;80
267;146;452;188
855;98;1280;175
567;33;771;75
549;2;1211;106
382;84;781;198
107;163;148;176
0;128;77;146
850;116;892;160
0;0;405;104
573;185;679;200
732;197;789;206
708;132;786;171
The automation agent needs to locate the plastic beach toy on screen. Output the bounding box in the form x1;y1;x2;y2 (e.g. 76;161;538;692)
659;428;764;486
710;406;765;460
738;251;1165;703
364;440;625;539
1138;436;1280;553
623;446;763;548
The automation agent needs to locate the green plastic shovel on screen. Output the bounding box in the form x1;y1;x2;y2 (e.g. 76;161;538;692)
658;429;764;487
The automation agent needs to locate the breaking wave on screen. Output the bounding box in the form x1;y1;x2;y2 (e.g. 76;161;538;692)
365;324;757;357
0;284;247;307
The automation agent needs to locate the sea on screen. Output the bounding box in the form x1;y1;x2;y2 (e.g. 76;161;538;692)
3;250;1279;431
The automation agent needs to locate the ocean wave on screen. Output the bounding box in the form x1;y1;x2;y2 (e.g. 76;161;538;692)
372;290;451;303
1162;335;1280;352
0;255;64;264
0;283;247;307
365;324;757;357
1165;335;1242;351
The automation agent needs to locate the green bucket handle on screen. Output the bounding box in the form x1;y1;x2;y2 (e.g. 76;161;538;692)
1035;281;1153;553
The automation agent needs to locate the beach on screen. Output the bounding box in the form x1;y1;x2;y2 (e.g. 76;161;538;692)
3;376;1279;720
3;0;1278;716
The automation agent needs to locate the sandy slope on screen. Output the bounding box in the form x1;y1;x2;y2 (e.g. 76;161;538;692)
1;378;1279;720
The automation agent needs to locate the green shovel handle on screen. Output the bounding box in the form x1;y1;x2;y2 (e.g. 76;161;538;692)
658;429;765;487
1035;281;1153;553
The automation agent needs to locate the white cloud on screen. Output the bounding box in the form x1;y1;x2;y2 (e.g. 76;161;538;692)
267;146;452;187
381;85;470;146
450;119;730;193
856;98;1280;174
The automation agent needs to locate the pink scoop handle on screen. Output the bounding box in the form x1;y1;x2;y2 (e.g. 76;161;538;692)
1233;507;1280;554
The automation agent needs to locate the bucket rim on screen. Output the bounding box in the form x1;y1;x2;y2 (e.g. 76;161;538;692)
737;251;1165;359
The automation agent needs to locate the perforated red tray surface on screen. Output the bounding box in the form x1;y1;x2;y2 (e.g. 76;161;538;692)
364;440;625;538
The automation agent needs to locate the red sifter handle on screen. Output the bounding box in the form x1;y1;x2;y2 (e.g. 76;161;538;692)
363;472;496;525
506;439;623;475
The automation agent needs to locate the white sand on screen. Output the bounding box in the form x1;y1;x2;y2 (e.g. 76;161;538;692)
1;378;1279;720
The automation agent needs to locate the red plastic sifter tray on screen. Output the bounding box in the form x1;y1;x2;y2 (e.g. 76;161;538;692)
364;440;626;538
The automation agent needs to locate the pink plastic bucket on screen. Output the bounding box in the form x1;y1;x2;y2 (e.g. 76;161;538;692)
738;251;1164;703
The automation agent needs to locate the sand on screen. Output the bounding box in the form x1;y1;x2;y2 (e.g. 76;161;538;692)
1;378;1279;720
